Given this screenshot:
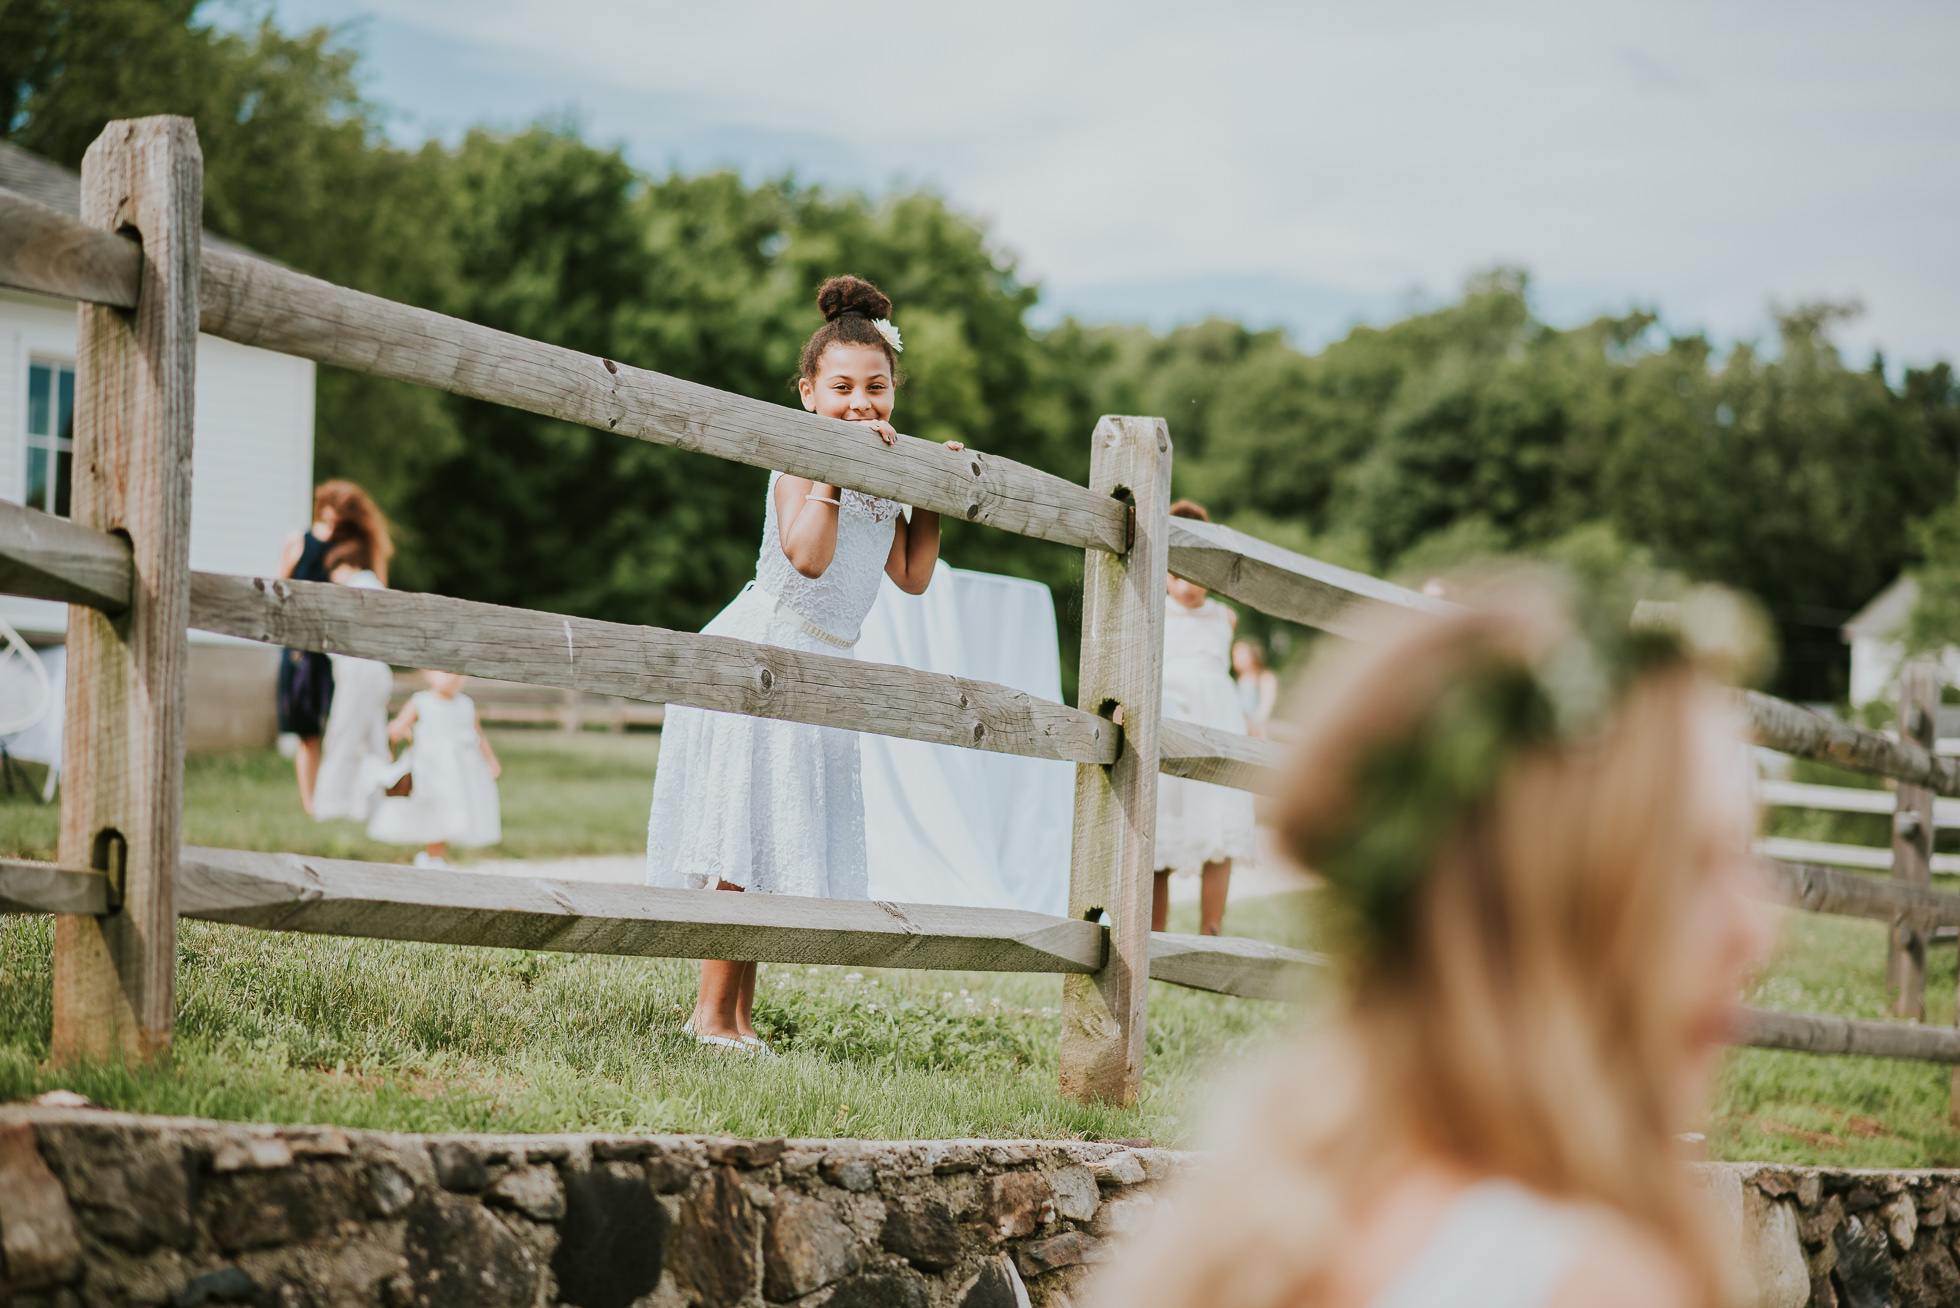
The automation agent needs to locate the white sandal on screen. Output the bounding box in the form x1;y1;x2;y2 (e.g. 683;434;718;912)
681;1017;744;1050
740;1035;777;1057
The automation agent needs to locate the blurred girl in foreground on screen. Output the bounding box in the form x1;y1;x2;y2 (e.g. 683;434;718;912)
1096;579;1775;1308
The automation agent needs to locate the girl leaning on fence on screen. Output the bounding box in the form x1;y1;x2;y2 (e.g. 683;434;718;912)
1093;576;1776;1308
646;275;963;1052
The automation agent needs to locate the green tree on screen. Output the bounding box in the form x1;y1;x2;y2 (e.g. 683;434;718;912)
1080;277;1960;698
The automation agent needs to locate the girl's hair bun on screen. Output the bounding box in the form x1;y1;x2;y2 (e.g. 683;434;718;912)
817;275;893;323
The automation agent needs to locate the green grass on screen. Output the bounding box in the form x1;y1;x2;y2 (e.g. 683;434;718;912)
1712;907;1960;1167
0;729;659;864
0;894;1314;1144
5;733;1960;1159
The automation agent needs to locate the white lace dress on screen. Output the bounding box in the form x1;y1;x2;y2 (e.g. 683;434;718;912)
645;473;901;898
367;691;502;849
1156;597;1259;875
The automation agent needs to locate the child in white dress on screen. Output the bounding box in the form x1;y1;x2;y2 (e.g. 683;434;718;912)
368;670;502;867
1155;500;1259;936
646;275;960;1051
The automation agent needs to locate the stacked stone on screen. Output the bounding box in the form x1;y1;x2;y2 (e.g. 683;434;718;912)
13;1104;1960;1308
1718;1164;1960;1308
0;1105;1187;1306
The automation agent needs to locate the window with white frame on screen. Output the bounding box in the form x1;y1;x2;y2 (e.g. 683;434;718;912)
25;360;74;517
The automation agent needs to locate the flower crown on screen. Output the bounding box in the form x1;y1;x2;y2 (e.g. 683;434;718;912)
1312;576;1766;948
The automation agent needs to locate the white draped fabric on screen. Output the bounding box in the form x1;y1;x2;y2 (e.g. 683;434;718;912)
855;562;1074;917
0;642;62;800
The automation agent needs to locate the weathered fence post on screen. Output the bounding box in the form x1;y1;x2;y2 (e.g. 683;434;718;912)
51;118;201;1064
1888;658;1940;1021
1060;416;1170;1104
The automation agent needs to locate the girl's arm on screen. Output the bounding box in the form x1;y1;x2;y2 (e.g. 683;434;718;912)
476;707;502;780
276;529;304;579
883;438;963;594
884;507;941;595
386;700;418;746
775;475;841;579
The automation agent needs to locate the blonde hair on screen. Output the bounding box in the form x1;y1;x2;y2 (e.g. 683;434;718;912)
1099;590;1733;1308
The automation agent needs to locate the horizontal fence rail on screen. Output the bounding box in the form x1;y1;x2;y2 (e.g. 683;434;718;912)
177;848;1108;975
1157;717;1288;792
1758;779;1960;823
1741;690;1960;797
1763;858;1960;931
190;571;1121;767
1146;932;1323;1002
0;498;131;612
0;849;1320;1001
0;502;1275;789
1166;516;1452;639
1736;1007;1960;1065
0;189;1128;557
20;852;1943;1053
1757;837;1960;878
0;859;112;916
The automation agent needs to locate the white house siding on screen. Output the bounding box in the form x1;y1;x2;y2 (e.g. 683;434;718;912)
0;286;316;749
186;334;316;577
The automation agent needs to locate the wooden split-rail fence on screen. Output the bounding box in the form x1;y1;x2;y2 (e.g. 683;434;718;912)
0;117;1955;1106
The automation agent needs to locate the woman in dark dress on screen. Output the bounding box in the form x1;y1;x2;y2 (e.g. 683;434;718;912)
276;498;335;812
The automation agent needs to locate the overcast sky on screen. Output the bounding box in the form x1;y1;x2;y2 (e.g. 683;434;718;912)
266;0;1959;364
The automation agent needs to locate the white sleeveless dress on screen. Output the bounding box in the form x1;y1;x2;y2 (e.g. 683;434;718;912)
645;473;901;898
367;691;502;848
1369;1179;1593;1308
1156;597;1258;875
312;569;394;822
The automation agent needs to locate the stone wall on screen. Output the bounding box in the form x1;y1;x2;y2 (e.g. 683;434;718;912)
0;1104;1949;1308
0;1105;1184;1308
1703;1161;1960;1308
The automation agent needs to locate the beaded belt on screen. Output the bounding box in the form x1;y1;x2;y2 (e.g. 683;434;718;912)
746;582;857;649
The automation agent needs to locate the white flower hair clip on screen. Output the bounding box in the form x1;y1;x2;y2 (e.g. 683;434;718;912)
872;318;903;354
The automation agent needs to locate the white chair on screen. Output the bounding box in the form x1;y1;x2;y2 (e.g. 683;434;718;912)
0;618;57;800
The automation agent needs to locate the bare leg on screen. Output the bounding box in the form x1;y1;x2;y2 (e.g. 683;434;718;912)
1152;869;1171;933
736;962;758;1040
295;736;322;815
692;881;748;1040
1200;859;1232;935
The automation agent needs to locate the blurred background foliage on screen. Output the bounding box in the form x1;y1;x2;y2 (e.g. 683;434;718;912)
8;1;1960;701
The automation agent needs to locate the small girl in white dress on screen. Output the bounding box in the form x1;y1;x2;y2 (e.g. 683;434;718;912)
646;274;959;1050
1154;499;1259;936
368;670;502;867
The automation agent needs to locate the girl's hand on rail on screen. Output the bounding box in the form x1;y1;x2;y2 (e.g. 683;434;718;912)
860;419;963;453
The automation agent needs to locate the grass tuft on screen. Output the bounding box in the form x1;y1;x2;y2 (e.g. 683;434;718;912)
0;900;1313;1144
